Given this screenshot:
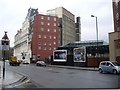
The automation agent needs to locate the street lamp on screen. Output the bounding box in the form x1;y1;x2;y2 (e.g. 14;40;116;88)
1;31;10;79
91;15;99;67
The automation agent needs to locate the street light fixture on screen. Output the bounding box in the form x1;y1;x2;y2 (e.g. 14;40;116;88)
91;15;99;67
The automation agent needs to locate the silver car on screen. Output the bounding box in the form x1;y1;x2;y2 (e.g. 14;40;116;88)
99;61;120;74
36;61;46;66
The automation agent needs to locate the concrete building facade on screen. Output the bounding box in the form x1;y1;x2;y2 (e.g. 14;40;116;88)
47;7;78;46
109;0;120;63
14;8;38;63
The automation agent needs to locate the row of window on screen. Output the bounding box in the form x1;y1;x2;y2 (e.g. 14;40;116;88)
41;16;57;21
41;22;58;26
40;28;57;32
38;34;58;39
38;46;57;51
38;41;58;46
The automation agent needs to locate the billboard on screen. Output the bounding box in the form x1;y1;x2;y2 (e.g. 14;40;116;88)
53;50;67;62
73;47;86;62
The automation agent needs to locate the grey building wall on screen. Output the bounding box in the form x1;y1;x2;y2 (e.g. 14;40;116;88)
47;7;76;46
109;32;120;61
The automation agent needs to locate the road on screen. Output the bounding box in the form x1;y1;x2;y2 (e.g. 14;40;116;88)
4;63;120;88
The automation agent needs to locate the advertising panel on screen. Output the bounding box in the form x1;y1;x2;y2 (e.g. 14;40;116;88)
73;47;86;62
53;50;67;62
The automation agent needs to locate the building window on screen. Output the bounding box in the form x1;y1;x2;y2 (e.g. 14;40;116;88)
53;36;56;39
54;23;56;26
38;47;41;50
48;28;50;32
53;42;56;45
38;42;41;46
41;22;44;25
44;42;46;46
38;35;41;38
44;35;47;38
54;29;56;32
48;17;50;20
48;23;50;26
41;16;44;19
54;17;56;21
49;36;52;39
53;47;56;50
41;28;44;31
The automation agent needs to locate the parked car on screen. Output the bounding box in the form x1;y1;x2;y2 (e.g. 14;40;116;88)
36;61;46;66
99;61;120;74
22;60;29;64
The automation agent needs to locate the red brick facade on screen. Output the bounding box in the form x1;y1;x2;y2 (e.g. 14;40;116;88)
31;14;60;61
113;0;120;32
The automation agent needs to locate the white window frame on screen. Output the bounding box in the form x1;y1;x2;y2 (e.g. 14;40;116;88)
48;17;50;20
41;16;44;19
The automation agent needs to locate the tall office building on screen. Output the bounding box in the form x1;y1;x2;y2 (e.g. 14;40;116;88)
47;7;77;46
109;0;120;63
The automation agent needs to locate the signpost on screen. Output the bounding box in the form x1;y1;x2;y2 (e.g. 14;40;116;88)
1;31;10;79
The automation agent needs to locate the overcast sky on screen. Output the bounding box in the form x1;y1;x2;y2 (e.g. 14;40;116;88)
0;0;114;47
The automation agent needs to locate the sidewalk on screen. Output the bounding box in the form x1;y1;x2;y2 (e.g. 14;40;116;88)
0;67;28;89
3;71;25;87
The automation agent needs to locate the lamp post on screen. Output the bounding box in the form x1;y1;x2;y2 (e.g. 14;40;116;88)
1;31;10;79
91;15;99;68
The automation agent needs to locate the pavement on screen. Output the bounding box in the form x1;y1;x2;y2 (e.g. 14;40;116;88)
0;66;31;89
0;64;98;89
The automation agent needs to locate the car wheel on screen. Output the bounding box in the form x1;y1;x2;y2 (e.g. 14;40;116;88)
113;70;117;74
99;68;103;73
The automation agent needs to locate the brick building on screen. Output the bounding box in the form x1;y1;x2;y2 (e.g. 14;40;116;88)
31;14;60;61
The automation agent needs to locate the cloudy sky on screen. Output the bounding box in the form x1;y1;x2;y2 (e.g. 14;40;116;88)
0;0;114;47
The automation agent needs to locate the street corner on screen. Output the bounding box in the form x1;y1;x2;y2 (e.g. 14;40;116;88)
3;76;31;88
2;70;31;88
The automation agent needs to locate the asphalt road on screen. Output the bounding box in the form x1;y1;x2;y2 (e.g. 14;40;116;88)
5;63;120;88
